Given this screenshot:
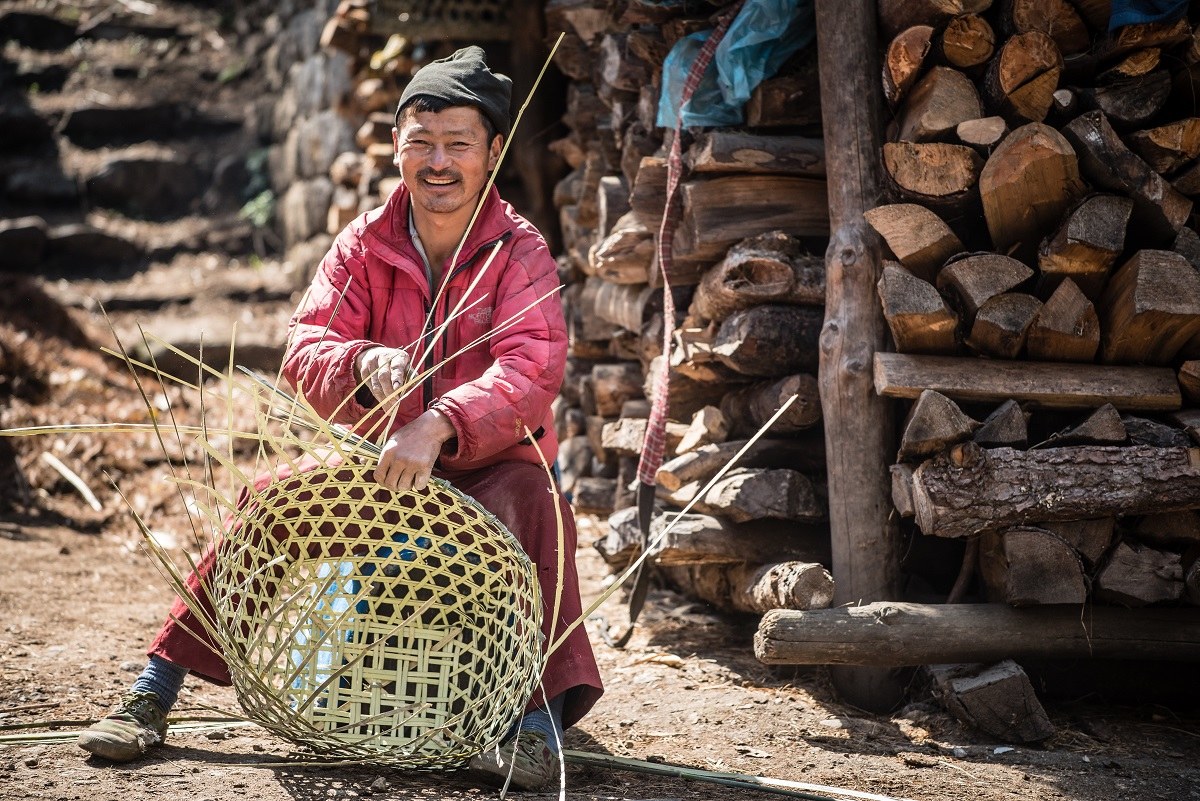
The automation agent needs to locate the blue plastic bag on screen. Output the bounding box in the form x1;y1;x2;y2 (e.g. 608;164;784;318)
657;0;816;129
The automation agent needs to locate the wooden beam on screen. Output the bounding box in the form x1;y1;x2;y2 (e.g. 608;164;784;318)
874;352;1181;410
755;601;1200;666
815;0;904;712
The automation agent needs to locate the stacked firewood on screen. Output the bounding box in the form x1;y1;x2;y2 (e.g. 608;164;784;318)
546;0;836;613
871;0;1200;608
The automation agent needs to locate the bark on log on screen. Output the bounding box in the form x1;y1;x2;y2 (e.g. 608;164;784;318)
591;362;645;417
728;562;835;614
693;467;826;524
936;253;1033;323
592;280;653;332
878;0;991;41
746;60;823;129
863;204;962;282
896;67;983;143
940;14;995;70
600;416;687;456
720;374;822;437
629;155;667;228
973;399;1028;448
572;476;616;515
984;31;1063;122
1080;70;1171;129
978;526;1088;605
877;262;960;355
898;389;979;461
883;24;934;106
755;601;1200;666
588;212;653;284
929;660;1056;743
655;434;828;492
713;305;823;377
1062;111;1193;244
1025;279;1100;363
1099;249;1200;366
691;231;825;324
1179;360;1200;405
1038;403;1127;447
685;132;825;176
979;122;1084;259
875;352;1182;409
1036;194;1132;300
912;443;1200;537
1095;541;1183;606
999;0;1089;55
1136;510;1200;549
1127;118;1200;174
965;292;1042;359
674;406;728;454
644;354;730;422
596;175;630;239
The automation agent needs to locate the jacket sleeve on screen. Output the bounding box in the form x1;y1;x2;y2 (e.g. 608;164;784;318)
430;235;566;464
281;227;378;426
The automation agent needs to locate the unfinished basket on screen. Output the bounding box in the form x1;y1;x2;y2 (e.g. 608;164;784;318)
208;462;543;769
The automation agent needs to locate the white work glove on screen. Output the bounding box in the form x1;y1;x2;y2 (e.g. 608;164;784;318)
355;346;415;406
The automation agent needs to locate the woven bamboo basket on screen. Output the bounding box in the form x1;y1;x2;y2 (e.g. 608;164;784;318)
207;461;544;769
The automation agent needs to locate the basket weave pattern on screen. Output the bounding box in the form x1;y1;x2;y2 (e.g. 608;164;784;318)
208;463;543;768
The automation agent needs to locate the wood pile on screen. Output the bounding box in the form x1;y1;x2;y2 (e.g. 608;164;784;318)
546;0;834;614
870;0;1200;610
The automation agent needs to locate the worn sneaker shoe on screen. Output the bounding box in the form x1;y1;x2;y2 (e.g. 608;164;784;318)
467;730;560;791
77;691;168;762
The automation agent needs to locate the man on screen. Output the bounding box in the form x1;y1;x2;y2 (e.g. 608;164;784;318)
77;47;603;790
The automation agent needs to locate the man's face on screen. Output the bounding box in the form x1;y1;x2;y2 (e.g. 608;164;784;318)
392;106;501;217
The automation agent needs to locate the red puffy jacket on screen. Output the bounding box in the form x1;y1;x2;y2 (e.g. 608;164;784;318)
282;182;565;473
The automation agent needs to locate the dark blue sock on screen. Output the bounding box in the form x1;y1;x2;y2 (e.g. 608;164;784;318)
517;692;565;754
131;655;189;713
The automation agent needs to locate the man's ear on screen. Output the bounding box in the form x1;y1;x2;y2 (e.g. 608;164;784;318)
391;127;401;167
487;134;502;171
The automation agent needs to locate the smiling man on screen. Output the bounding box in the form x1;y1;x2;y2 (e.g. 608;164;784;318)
77;47;603;791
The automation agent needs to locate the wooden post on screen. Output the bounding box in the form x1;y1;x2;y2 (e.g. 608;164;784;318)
813;0;904;712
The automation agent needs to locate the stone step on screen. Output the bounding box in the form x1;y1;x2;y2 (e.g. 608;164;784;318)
0;10;77;52
42;224;144;274
0;216;50;270
85;155;204;219
60;103;242;148
0;97;54;152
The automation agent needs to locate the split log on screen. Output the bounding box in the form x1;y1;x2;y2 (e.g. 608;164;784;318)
588;212;653;284
939;14;994;70
882;142;983;209
1171;160;1200;197
591;362;645;417
956;116;1008;151
1099;249;1200;366
754;602;1200;666
877;262;959;355
1036;194;1132;300
1187;552;1200;605
984;31;1063;122
1128;118;1200;175
1136;510;1200;549
571;476;616;515
673;176;830;267
596;175;630;239
600;417;687;456
1050;88;1078;121
978;526;1088;605
1122;413;1191;448
911;443;1200;537
1173;227;1200;268
1099;17;1191;60
1094;541;1183;606
690;467;825;524
936;252;1033;323
928;660;1055;743
720;374;822;438
685;132;825;176
974;399;1028;448
690;232;825;324
654;434;828;492
745;60;823;129
998;0;1089;55
1040;518;1114;565
863;204;962;282
1079;70;1171;128
592;280;653;332
644;355;730;422
727;562;835;613
712;305;823;377
1067;0;1109;31
897;389;979;461
1062;111;1193;244
891;463;916;517
669;324;745;384
875;352;1181;410
1038;403;1127;447
599;508;830;568
1179;360;1200;405
965;292;1042;359
628;156;667;228
896;67;983;142
576;279;619;341
978;122;1084;258
557;434;591;496
1025;279;1100;362
883;24;934;106
877;0;992;42
674;406;728;454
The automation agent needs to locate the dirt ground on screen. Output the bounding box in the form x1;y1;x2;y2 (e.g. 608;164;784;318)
1;288;1199;801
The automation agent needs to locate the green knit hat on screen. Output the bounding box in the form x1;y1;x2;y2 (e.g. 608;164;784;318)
397;46;512;138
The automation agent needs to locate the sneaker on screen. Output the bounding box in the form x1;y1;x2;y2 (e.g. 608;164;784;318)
467;730;560;791
77;691;168;762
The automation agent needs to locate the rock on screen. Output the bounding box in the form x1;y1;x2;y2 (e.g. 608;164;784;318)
0;11;78;51
60;103;239;146
283;109;357;181
0;101;53;151
204;154;251;210
285;233;334;289
0;217;49;270
85;156;203;218
4;166;79;204
45;224;142;271
278;178;333;248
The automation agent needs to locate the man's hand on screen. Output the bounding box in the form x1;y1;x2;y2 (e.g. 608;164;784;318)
375;409;456;492
356;346;415;406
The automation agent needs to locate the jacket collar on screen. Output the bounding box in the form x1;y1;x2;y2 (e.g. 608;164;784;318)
360;180;511;277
